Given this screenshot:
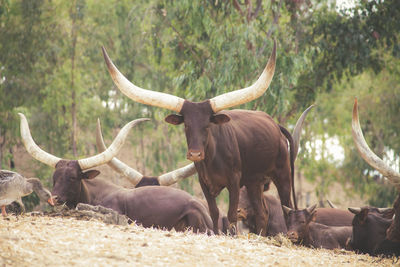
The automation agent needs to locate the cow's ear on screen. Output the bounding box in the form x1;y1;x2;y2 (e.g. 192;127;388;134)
211;114;230;124
307;210;317;223
358;208;369;224
83;170;100;179
165;114;184;125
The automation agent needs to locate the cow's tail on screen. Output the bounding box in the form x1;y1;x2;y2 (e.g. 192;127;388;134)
279;125;297;210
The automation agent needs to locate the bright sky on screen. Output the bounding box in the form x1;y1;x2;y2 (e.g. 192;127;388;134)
335;0;357;11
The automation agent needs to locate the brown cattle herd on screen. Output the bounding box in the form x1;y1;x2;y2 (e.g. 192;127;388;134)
1;42;399;257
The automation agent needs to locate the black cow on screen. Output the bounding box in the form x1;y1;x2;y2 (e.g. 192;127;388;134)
102;41;298;235
19;114;212;233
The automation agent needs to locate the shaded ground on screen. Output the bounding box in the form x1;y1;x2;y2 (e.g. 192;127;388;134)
0;214;397;267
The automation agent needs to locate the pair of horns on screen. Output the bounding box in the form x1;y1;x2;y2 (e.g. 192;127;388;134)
19;113;148;170
96;119;196;186
352;99;400;191
102;40;276;113
348;207;393;215
282;204;317;215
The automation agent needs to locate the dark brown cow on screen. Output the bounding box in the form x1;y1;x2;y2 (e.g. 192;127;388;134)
102;41;297;235
283;204;354;227
284;205;352;249
347;206;399;255
19;114;212;233
349;99;400;255
238;187;287;236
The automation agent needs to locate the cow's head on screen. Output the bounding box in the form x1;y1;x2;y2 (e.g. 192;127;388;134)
165;100;231;161
19;113;147;208
50;160;99;208
347;207;393;254
283;204;317;244
102;41;276;162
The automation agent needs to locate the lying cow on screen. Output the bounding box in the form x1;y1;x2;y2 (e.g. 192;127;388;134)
347;206;399;256
19;113;212;233
237;187;287;236
96;119;228;234
350;99;400;255
284;205;352;249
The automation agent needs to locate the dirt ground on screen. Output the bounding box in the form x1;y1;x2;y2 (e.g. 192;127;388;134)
0;214;398;267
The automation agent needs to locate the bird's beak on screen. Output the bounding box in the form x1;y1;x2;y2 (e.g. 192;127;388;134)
47;197;55;206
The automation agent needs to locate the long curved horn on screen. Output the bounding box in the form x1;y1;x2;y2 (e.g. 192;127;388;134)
20;113;148;170
158;163;196;186
352;99;400;191
19;113;62;168
292;104;315;161
96;119;144;185
209;40;276;112
78;118;149;170
96;119;196;186
102;47;185;113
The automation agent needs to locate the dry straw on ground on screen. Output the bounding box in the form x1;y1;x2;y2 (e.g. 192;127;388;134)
0;214;398;267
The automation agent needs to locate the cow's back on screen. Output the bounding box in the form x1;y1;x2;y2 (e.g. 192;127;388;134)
122;186;209;229
309;223;352;249
315;208;354;226
212;110;285;176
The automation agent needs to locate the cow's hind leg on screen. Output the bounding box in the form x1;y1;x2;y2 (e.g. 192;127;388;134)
271;166;293;208
271;138;294;208
245;182;268;236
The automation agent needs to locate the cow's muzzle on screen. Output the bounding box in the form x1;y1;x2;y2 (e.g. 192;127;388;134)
287;231;299;243
187;150;204;162
51;195;64;206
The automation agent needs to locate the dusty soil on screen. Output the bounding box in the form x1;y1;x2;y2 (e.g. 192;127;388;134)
0;214;397;267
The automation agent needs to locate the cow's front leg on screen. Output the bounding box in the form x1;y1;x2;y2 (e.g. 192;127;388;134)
199;178;220;234
227;174;240;235
246;183;268;236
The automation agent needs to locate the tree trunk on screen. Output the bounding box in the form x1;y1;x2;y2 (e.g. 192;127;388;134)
70;0;78;157
0;126;5;169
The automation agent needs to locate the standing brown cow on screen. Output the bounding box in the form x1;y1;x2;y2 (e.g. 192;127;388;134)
102;41;297;235
237;104;315;236
19;114;212;233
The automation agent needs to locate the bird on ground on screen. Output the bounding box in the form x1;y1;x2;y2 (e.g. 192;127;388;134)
0;170;54;216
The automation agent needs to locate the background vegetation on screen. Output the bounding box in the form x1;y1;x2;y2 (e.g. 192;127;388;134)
1;0;399;208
